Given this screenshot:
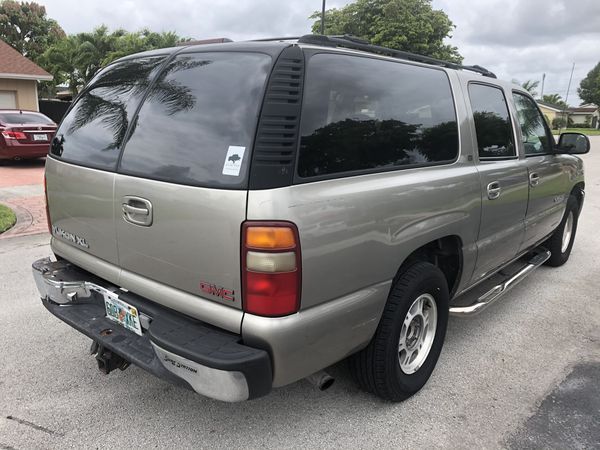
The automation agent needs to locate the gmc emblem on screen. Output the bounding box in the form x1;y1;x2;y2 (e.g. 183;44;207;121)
200;281;235;301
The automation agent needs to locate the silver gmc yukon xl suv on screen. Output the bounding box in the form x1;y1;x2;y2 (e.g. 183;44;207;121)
33;35;589;402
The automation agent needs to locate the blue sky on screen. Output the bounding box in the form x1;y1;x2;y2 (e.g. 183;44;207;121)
39;0;599;104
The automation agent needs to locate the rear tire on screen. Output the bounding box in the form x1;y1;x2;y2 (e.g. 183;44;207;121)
544;195;579;267
350;261;449;401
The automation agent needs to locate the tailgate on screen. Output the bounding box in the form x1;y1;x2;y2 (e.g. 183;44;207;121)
45;50;274;328
114;175;247;310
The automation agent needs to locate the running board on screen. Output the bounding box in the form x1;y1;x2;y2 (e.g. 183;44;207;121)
449;250;551;317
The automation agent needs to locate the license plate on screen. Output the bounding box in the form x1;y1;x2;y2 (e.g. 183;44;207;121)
33;134;47;141
103;292;143;336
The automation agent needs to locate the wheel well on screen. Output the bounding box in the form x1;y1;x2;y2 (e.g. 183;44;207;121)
395;236;463;297
571;182;585;214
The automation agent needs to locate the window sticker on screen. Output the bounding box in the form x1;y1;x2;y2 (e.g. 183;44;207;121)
222;146;246;176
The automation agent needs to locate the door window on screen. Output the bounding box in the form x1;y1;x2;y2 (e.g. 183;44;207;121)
468;84;515;159
512;92;553;155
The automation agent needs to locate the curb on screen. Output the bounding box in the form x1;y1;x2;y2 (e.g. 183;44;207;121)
0;200;45;239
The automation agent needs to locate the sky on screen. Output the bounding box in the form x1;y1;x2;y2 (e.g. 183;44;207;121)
38;0;599;105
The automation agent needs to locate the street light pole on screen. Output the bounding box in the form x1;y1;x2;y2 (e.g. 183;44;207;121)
320;0;326;35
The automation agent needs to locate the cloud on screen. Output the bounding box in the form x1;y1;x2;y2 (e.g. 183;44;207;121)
38;0;597;104
433;0;599;103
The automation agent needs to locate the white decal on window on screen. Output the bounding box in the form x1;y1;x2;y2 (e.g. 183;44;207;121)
222;146;246;176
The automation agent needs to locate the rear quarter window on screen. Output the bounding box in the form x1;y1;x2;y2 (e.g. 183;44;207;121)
50;56;166;170
118;52;272;188
297;53;459;179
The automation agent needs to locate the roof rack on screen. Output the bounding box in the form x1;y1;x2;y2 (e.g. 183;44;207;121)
297;34;497;79
251;36;303;42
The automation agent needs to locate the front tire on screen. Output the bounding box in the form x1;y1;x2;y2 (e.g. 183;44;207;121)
350;261;449;401
545;195;579;267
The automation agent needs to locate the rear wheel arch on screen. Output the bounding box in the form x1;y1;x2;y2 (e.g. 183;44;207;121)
394;236;463;298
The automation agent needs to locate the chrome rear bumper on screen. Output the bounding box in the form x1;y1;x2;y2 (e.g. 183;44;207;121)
32;257;272;402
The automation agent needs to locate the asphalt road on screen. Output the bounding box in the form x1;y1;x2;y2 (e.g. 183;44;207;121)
1;139;599;449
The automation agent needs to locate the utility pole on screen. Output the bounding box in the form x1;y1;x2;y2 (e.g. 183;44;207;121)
540;73;546;99
559;63;575;133
320;0;326;35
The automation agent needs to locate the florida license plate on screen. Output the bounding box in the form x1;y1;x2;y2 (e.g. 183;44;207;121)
33;134;48;141
103;292;142;336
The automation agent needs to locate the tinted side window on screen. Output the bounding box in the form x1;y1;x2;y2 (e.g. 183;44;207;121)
468;84;515;159
297;54;458;178
119;52;272;188
512;92;553;155
51;57;165;170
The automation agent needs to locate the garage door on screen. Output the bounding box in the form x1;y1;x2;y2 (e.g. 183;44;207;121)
0;91;17;108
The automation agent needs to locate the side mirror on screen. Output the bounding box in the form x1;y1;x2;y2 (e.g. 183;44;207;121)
557;132;590;154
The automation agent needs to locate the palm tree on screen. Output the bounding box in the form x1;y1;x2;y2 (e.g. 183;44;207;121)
520;80;540;97
542;94;567;108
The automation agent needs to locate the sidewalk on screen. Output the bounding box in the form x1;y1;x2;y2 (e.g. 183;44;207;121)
0;160;47;239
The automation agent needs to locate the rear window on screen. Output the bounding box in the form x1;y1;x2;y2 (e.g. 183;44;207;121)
118;52;272;188
50;56;166;170
297;53;459;179
0;112;54;124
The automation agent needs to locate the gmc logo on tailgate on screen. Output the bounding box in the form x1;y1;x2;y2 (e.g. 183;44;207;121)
199;282;235;301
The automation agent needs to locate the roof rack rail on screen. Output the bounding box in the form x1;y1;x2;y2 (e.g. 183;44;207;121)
251;36;303;42
297;34;497;79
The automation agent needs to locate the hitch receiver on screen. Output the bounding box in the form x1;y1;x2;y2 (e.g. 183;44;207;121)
91;342;130;374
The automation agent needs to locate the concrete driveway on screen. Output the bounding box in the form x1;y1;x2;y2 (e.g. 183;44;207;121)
0;141;598;449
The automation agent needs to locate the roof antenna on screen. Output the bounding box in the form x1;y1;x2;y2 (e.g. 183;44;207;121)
320;0;326;35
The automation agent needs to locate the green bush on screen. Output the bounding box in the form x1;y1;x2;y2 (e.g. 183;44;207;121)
552;117;567;129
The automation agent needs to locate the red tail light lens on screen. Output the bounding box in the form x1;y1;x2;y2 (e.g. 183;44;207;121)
242;222;301;317
1;130;27;140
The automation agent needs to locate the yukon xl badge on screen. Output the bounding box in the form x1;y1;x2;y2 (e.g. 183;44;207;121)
51;225;89;248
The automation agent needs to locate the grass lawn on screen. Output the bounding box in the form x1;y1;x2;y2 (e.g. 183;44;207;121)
551;128;600;136
0;203;17;234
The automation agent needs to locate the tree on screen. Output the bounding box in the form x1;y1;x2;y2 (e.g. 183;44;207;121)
542;94;567;108
40;26;185;95
0;0;64;62
310;0;462;63
515;79;540;97
578;62;600;106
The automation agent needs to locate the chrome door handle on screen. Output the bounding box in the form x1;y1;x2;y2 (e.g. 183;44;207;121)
529;172;540;187
487;181;501;200
122;204;149;216
122;196;153;226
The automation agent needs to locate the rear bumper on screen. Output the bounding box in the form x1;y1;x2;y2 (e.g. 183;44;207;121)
0;142;49;159
32;257;272;402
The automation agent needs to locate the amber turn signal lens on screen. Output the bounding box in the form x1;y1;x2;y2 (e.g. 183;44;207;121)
246;226;296;249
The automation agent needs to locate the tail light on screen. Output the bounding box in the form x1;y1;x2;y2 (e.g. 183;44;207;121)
242;222;301;317
43;175;51;233
1;130;27;140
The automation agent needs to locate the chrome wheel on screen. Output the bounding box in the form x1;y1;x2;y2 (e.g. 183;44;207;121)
561;211;574;253
398;293;437;374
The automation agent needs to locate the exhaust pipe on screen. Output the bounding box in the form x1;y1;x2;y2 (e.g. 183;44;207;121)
306;370;335;391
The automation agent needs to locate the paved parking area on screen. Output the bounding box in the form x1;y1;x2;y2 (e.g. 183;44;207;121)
0;142;598;449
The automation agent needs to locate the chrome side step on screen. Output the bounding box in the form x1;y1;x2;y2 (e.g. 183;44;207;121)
449;250;551;317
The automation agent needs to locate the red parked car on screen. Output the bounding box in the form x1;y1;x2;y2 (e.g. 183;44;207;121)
0;110;57;161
